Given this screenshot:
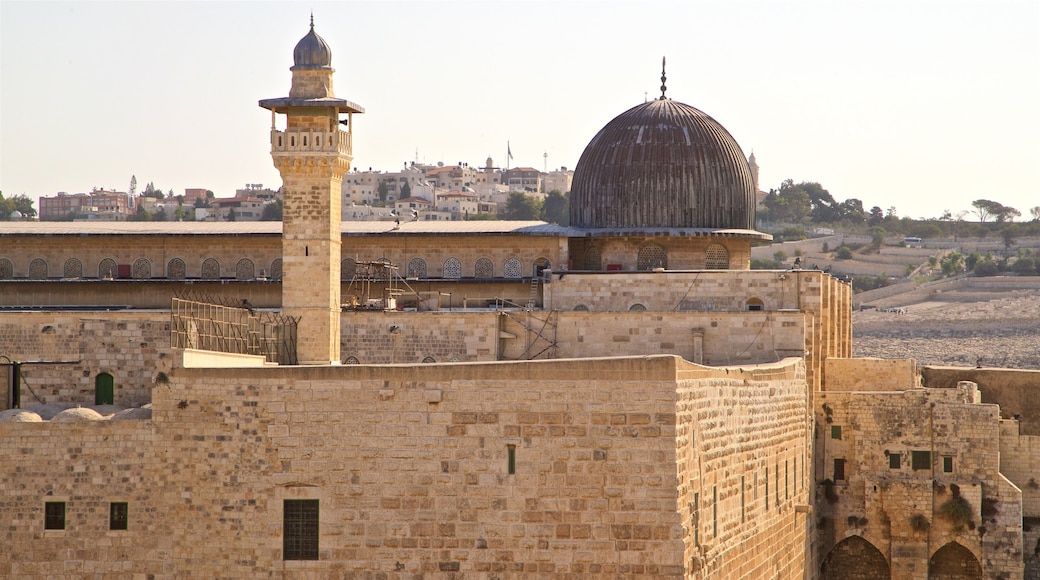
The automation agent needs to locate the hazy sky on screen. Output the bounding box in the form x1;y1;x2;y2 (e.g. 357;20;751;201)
1;1;1037;220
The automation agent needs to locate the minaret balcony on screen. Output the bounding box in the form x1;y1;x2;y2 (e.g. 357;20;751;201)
270;128;352;157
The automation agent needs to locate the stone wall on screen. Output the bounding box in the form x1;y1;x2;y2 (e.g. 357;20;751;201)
814;386;1022;579
921;366;1040;435
823;357;918;391
999;420;1040;517
0;355;810;578
0;311;172;407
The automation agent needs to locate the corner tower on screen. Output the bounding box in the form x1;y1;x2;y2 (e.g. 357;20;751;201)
260;18;363;364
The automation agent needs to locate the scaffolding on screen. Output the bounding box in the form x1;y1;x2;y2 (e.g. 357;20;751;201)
171;291;298;365
343;259;421;311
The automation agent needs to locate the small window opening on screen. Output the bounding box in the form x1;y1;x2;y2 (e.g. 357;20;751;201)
765;466;769;509
746;297;764;311
45;501;66;530
283;499;319;560
942;456;953;473
741;475;746;522
110;502;128;530
785;460;789;499
833;458;846;481
507;445;516;474
712;485;717;538
889;453;901;469
693;492;700;546
911;450;931;470
831;425;841;439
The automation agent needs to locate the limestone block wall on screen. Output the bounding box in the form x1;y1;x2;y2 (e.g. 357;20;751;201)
814;387;1022;579
999;420;1040;517
341;233;564;279
0;355;812;578
0;235;281;279
339;310;808;367
0;280;283;309
567;236;752;271
675;359;812;578
823;357;918;391
922;366;1040;435
0;312;172;408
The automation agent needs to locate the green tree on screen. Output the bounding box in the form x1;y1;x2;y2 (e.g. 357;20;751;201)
173;205;194;221
540;190;569;225
868;226;887;249
503;192;542;220
837;198;865;223
129;175;137;196
142;182;164;200
1001;226;1018;263
400;182;412;199
377;181;389;205
972;199;1019;223
868;206;884;226
0;192;37;219
261;199;283;221
761;180;811;223
940;252;964;276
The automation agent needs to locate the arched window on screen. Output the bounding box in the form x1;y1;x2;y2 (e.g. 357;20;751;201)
637;244;667;270
63;258;83;279
474;257;494;279
929;542;982;579
201;258;220;279
132;258;151;279
29;258;48;280
407;258;427;279
422;356;437;363
95;372;114;405
343;356;360;365
0;258;13;279
705;243;729;270
504;258;523;279
820;536;890;580
628;303;647;312
341;258;356;280
167;258;186;280
236;258;255;280
573;304;590;311
746;297;764;311
99;258;117;279
443;257;462;279
270;259;283;280
583;246;601;270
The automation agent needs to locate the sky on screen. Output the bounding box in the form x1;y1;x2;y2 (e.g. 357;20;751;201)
1;0;1037;220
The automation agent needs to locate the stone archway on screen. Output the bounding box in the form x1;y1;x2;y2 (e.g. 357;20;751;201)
821;536;890;580
928;542;982;579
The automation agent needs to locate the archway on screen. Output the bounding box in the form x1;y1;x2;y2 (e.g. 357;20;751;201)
928;542;982;579
95;373;114;405
820;536;890;580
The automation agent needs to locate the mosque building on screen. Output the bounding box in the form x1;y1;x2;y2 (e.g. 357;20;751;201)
0;21;1034;579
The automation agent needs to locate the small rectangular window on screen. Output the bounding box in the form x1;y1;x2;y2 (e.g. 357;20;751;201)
507;445;516;475
712;485;718;538
283;499;319;560
830;425;842;440
45;502;65;530
912;450;931;470
889;453;901;469
110;502;128;530
942;456;953;473
833;458;846;481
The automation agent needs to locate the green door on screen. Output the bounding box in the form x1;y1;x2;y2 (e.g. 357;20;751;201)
95;373;114;405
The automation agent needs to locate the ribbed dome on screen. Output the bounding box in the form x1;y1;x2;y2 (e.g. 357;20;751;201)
292;21;332;70
570;98;756;230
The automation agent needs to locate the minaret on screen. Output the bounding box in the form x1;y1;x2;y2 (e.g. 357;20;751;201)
260;17;363;364
748;151;760;196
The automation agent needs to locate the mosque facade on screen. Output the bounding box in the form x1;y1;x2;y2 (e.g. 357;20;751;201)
0;22;1035;579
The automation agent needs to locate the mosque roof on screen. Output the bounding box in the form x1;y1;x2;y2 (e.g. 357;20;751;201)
570;60;757;231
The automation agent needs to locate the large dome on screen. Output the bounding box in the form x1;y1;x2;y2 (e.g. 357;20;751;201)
570;98;756;230
292;20;333;70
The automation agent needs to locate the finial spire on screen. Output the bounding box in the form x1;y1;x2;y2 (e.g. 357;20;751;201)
660;56;667;100
310;12;314;30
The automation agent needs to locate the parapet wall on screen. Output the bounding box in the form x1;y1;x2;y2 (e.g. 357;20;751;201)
823;357;917;391
921;366;1040;435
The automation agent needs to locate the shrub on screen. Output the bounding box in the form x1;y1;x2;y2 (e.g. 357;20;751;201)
973;261;999;277
910;514;930;532
835;246;853;260
1011;257;1036;275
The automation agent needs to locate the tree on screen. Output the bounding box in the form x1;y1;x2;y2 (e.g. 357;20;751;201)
541;190;569;225
1031;206;1040;222
503;192;542;220
868;206;884;226
261;199;283;221
837;198;865;223
761;180;811;223
129;175;137;196
173;205;194;222
940;252;964;276
0;192;37;219
377;181;389;205
971;199;1018;223
1001;226;1018;263
399;182;412;199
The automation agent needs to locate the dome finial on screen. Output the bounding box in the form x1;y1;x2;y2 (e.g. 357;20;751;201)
310;11;314;30
660;56;667;100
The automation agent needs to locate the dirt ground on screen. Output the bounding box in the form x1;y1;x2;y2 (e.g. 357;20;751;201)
852;289;1040;369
